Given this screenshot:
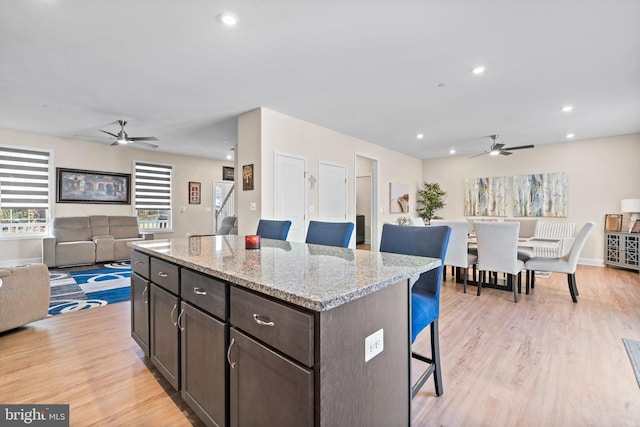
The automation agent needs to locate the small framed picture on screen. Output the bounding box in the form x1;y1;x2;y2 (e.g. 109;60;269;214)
223;166;234;181
632;220;640;233
604;214;623;232
242;164;254;191
189;181;201;204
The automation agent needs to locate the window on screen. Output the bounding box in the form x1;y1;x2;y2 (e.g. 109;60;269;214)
134;161;173;232
0;146;52;238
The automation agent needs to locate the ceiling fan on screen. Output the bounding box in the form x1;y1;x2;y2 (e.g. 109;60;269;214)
471;134;534;157
98;120;159;148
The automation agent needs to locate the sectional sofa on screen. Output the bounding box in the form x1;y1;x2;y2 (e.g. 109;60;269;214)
42;216;144;267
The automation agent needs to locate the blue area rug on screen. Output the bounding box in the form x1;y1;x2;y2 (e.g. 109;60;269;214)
48;261;131;316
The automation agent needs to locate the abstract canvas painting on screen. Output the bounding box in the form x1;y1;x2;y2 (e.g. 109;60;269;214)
513;172;567;217
464;176;508;216
389;182;410;213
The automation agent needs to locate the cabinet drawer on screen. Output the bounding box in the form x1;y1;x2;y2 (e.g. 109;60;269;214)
131;251;150;279
230;287;314;367
150;258;180;294
181;269;227;320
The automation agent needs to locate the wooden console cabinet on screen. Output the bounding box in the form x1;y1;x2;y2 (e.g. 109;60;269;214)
604;232;640;272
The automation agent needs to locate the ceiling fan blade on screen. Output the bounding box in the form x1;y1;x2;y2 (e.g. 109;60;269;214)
131;140;159;149
128;136;159;142
110;141;120;146
493;143;505;150
503;145;534;151
99;129;118;138
499;150;513;156
75;134;112;139
470;151;488;158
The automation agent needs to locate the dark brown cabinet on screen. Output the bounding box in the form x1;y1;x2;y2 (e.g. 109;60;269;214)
130;272;150;356
228;328;313;427
180;302;226;427
150;283;180;390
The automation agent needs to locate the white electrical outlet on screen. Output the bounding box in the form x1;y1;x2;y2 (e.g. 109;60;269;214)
364;328;384;362
250;202;257;211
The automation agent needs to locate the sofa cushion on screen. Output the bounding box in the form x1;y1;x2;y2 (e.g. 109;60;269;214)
89;215;110;237
109;216;140;239
52;217;92;243
55;241;96;267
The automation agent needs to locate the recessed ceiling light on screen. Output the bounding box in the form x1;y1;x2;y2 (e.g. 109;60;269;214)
562;105;573;112
449;149;456;155
217;12;238;26
566;133;575;139
416;133;424;139
472;66;485;75
226;155;232;160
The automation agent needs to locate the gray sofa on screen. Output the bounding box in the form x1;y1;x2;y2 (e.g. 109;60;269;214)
0;264;50;333
42;216;144;267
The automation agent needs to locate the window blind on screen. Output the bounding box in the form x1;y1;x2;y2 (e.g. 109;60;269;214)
0;146;51;209
134;162;172;210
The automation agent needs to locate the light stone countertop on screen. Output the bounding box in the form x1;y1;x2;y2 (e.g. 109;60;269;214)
130;235;441;312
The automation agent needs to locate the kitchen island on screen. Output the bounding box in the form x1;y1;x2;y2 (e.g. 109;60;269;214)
129;235;440;427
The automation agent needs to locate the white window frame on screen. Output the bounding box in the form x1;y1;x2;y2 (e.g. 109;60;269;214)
134;161;173;233
0;145;53;239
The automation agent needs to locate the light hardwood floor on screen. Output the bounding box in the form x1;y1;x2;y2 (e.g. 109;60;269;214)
1;265;639;426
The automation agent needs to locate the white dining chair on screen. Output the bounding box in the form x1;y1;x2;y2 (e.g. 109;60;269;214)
524;221;596;302
430;220;477;293
474;221;524;303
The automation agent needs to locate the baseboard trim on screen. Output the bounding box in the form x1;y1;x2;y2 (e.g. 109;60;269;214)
579;257;604;267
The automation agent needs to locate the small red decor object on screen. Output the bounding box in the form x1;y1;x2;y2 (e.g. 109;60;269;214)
245;235;261;249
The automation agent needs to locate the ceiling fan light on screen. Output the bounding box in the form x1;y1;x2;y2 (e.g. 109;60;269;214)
489;150;500;156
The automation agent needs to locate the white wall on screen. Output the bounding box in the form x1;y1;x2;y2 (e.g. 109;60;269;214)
422;133;640;262
0;128;232;266
237;108;423;247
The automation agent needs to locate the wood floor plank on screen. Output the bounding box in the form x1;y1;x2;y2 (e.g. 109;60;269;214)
1;265;639;426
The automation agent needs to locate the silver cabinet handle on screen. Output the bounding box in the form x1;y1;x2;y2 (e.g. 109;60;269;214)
193;288;207;296
157;272;168;278
134;260;144;265
170;304;178;327
253;314;275;327
142;285;148;305
177;309;185;331
227;338;236;369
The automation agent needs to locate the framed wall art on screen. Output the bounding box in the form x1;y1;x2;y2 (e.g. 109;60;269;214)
223;166;235;181
242;164;254;191
389;182;409;213
56;168;130;204
189;181;201;204
604;214;623;232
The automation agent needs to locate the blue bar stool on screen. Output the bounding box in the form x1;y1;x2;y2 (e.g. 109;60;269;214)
305;220;354;248
256;219;292;241
380;223;450;397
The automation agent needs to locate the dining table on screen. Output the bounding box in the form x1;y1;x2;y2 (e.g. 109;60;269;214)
457;236;562;292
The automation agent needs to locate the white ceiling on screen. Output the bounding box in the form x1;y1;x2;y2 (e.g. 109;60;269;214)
1;0;639;161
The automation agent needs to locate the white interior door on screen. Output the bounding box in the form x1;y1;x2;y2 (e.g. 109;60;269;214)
275;152;307;242
318;162;347;222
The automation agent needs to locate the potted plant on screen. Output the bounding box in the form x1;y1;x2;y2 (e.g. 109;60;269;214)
416;182;447;224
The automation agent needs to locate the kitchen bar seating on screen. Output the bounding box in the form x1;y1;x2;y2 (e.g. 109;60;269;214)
305;220;354;248
256;219;292;240
380;224;451;397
